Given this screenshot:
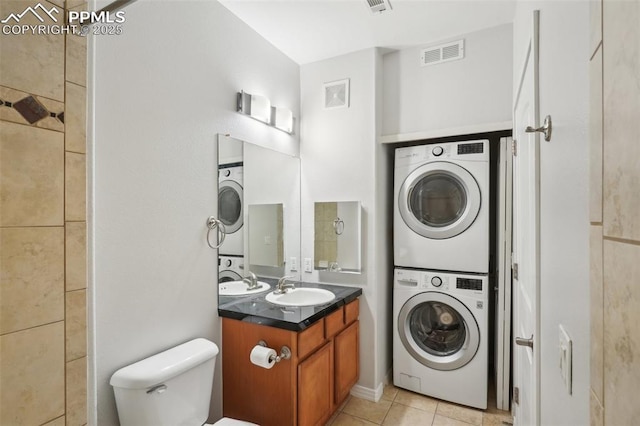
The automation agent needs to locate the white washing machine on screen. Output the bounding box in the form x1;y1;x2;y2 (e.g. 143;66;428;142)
218;256;244;282
218;165;243;256
394;140;490;273
393;268;488;409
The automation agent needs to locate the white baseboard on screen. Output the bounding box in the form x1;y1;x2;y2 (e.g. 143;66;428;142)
350;382;384;402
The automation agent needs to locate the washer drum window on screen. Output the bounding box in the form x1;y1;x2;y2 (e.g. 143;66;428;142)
218;180;243;234
398;292;480;371
398;162;481;239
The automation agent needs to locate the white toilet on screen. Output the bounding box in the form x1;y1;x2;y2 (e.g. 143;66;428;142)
110;338;256;426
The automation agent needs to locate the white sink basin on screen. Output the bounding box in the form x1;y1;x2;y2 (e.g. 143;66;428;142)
265;288;336;307
219;281;270;296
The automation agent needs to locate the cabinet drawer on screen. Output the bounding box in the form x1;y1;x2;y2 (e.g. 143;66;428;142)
344;299;359;325
298;320;325;359
325;306;344;339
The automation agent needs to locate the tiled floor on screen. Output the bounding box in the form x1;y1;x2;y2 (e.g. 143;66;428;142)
326;385;513;426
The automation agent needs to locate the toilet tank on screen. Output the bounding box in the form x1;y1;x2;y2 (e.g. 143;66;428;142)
110;338;219;426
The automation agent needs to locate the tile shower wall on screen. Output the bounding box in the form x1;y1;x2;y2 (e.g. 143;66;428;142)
590;0;640;423
0;1;87;425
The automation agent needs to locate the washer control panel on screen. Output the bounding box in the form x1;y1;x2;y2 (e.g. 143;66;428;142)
431;146;444;157
430;276;443;287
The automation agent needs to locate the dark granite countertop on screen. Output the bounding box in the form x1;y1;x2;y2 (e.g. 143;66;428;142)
218;279;363;331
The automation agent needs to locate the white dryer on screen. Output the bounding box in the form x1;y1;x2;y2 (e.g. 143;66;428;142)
218;256;244;282
218;165;244;256
393;268;488;409
394;140;489;273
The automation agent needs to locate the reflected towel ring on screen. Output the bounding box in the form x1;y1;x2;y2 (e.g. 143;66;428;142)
333;217;344;235
206;216;226;249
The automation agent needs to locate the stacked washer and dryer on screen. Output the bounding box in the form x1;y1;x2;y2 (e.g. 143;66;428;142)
218;163;245;280
393;140;490;409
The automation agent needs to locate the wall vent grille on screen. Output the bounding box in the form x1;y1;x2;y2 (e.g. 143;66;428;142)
420;39;465;67
365;0;392;14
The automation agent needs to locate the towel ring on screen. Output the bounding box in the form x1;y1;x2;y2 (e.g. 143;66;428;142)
206;216;226;249
333;217;344;235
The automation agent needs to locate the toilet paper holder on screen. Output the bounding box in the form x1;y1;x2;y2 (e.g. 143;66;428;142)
258;340;291;363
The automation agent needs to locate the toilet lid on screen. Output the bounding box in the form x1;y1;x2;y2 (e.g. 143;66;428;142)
208;417;258;426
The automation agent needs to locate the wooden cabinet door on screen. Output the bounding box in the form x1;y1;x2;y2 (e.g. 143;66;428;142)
334;320;359;405
298;341;332;426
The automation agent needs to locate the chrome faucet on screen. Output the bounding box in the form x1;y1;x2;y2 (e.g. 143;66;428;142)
243;272;258;290
329;262;341;272
274;276;295;294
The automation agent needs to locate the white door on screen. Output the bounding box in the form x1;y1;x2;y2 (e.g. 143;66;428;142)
512;10;541;426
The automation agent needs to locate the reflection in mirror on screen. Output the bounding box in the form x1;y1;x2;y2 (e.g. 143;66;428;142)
314;201;362;274
248;204;284;272
217;134;300;303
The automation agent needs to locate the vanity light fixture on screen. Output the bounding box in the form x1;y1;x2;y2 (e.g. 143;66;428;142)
237;91;294;134
272;106;294;134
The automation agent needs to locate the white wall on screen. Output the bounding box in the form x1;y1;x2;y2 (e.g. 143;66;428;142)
89;1;299;424
382;24;513;137
513;2;590;425
300;48;390;393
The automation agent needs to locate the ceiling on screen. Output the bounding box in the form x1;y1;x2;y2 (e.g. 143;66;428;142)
217;0;516;65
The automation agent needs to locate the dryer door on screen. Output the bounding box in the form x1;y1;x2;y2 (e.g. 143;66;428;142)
218;180;243;234
398;291;480;371
398;162;481;239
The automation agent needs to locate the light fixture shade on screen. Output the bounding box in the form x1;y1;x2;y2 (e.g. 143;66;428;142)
250;93;271;123
273;106;293;133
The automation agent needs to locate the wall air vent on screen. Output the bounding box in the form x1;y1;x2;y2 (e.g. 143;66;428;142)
420;39;465;67
366;0;392;14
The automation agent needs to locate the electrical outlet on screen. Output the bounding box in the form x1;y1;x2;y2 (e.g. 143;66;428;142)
559;325;572;395
304;258;312;273
290;257;297;272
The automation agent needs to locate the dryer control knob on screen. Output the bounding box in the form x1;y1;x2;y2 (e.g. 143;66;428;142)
222;169;231;177
431;276;443;287
223;259;232;267
432;146;444;156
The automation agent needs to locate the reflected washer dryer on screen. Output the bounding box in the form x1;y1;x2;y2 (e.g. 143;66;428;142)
393;268;488;409
394;140;489;273
218;256;244;282
218;164;244;256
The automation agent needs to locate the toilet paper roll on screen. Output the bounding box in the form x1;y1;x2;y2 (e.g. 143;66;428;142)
250;345;277;369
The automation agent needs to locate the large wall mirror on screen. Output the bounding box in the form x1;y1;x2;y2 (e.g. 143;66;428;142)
313;201;362;274
217;135;300;303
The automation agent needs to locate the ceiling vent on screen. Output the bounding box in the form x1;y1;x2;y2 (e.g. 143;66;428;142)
420;39;465;67
366;0;392;14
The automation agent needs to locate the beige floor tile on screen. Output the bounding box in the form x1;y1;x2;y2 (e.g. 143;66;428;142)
65;152;86;221
0;322;65;425
65;82;86;153
436;402;483;425
394;389;438;413
433;414;474;426
381;384;399;402
337;395;352;411
0;1;65;100
66;357;87;426
342;396;392;424
382;402;434;426
66;289;87;360
0;227;64;334
330;413;379;426
482;412;513;426
65;221;87;291
0;121;64;226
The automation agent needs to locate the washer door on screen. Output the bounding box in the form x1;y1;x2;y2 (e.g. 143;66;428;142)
398;162;481;239
218;180;243;234
398;292;480;371
219;270;242;283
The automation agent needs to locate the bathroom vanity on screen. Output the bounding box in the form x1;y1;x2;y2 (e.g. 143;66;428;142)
218;283;362;426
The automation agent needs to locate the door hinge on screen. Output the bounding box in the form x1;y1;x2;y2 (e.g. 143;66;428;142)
513;262;519;280
512;139;517;156
514;386;520;405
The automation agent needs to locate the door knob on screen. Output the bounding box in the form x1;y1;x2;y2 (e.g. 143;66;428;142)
515;335;534;349
525;115;552;142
